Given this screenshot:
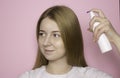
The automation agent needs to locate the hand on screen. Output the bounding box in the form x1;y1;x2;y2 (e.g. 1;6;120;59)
88;9;118;44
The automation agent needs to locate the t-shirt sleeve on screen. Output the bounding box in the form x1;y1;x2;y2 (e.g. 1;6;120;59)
19;72;29;78
85;67;112;78
18;68;42;78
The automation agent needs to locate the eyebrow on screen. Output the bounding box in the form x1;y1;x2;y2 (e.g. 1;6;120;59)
39;30;45;32
39;30;60;33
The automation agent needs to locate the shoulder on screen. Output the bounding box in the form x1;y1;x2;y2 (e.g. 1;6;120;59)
19;66;45;78
73;66;112;78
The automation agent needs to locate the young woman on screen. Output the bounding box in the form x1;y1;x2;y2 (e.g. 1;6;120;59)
19;5;120;78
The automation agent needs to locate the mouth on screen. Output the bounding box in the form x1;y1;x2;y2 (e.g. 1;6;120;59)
44;49;55;54
45;49;54;52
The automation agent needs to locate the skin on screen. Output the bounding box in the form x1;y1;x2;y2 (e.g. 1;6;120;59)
88;9;120;53
39;17;72;74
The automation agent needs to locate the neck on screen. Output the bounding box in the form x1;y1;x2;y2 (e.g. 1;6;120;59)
46;59;72;74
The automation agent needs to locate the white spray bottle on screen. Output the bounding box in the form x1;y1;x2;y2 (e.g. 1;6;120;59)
89;11;112;53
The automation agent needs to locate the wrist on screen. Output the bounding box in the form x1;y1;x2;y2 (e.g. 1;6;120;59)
112;33;120;46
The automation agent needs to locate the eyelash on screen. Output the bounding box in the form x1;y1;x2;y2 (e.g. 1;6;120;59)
39;32;45;37
39;32;61;38
53;34;61;38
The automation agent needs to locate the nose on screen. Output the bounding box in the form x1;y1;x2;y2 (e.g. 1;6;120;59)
43;35;51;46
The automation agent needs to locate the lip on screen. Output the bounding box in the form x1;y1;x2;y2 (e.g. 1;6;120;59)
44;49;55;54
45;49;54;52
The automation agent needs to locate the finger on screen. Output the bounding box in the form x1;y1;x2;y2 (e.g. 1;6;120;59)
93;23;102;38
89;16;103;32
96;28;106;41
94;24;108;42
93;23;103;42
90;9;106;18
87;28;93;32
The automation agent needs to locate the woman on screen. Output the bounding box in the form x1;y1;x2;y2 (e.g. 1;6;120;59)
19;5;120;78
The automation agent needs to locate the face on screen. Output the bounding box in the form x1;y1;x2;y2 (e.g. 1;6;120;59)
38;17;66;62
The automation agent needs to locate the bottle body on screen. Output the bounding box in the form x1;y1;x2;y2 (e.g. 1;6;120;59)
97;33;112;53
90;11;112;53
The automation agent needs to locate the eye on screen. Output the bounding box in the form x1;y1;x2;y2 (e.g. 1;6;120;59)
53;33;61;38
39;32;45;37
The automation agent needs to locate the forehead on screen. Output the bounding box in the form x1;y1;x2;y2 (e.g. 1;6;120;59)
40;17;60;31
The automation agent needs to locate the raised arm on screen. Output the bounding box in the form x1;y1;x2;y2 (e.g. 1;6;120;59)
88;9;120;54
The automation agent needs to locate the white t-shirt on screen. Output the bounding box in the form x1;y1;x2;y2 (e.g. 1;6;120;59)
19;66;112;78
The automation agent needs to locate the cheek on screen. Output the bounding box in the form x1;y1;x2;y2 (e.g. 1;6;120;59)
55;40;65;51
38;38;44;45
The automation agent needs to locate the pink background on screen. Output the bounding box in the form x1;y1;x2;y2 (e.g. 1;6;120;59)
0;0;120;78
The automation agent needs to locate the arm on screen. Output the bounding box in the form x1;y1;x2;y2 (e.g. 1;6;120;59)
112;33;120;52
88;9;120;54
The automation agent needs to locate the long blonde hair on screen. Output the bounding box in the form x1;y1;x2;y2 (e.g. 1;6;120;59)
33;5;87;69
